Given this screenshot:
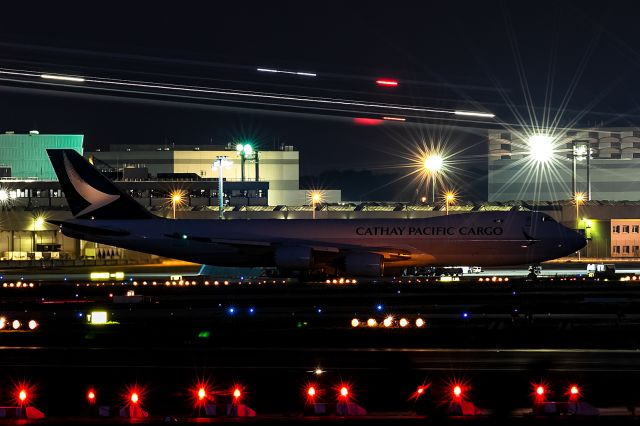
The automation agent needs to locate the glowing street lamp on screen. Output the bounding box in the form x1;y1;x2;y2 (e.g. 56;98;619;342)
0;188;8;204
171;192;183;220
423;153;444;203
444;191;456;216
309;191;323;220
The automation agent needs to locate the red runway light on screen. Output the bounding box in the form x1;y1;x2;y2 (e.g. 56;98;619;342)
18;390;27;403
536;386;545;396
87;389;96;402
376;79;399;87
417;386;424;395
197;387;206;401
307;386;316;397
570;385;579;396
130;392;139;404
233;387;242;401
340;386;349;398
453;385;462;398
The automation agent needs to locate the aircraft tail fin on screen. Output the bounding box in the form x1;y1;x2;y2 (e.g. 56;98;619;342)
46;149;155;220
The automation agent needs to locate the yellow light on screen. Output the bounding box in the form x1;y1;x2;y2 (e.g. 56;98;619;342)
383;316;393;327
12;320;20;330
367;318;377;327
399;318;409;327
423;153;444;173
171;193;182;203
90;272;109;280
351;318;360;327
445;191;456;203
415;318;425;328
90;311;108;324
574;192;586;204
28;320;38;330
33;215;45;230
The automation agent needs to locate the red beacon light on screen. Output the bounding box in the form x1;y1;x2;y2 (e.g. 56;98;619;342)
569;385;580;396
417;386;425;395
87;389;96;403
18;389;27;404
536;386;545;396
130;392;139;404
452;385;462;398
340;386;349;398
197;387;206;401
233;387;242;402
307;386;316;397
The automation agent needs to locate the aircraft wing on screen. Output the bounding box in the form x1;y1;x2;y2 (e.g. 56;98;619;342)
164;233;413;262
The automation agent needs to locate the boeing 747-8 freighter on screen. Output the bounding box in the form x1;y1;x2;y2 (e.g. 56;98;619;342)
46;149;586;277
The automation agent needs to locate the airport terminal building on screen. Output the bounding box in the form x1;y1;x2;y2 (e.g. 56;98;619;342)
2;131;640;265
488;128;640;202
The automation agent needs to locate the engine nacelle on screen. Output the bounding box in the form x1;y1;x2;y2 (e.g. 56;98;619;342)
274;246;313;270
343;252;384;276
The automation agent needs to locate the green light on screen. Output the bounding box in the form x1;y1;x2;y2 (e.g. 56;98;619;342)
243;144;253;156
235;143;244;152
198;331;211;338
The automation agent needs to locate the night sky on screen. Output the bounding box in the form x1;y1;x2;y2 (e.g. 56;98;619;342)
1;1;640;201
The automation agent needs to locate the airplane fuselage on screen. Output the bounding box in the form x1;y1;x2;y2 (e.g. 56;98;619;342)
58;211;586;274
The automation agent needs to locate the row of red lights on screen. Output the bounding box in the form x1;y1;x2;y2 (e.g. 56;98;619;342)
12;381;584;408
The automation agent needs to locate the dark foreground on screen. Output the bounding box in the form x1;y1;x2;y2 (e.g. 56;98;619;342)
0;274;640;423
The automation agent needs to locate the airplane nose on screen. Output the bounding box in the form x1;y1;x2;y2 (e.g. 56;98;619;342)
568;228;587;252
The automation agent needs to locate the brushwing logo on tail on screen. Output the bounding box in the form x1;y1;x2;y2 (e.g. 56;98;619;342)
63;152;119;217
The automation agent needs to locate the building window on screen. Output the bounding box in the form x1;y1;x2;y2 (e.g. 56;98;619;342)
613;246;621;254
634;246;640;254
624;246;631;254
500;155;511;160
500;144;511;151
612;225;620;233
633;225;639;233
611;142;621;148
611;153;622;159
623;225;630;233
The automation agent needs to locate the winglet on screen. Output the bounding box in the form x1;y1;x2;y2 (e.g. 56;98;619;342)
47;149;154;219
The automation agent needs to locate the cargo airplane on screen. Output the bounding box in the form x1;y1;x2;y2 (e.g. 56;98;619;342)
46;149;586;277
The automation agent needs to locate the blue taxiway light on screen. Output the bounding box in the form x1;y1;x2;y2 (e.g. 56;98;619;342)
376;305;383;311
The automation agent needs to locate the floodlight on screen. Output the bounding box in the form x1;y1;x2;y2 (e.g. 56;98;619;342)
528;134;554;163
424;154;444;173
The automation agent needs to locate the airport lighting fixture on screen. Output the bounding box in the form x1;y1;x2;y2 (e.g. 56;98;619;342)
444;191;456;216
212;156;233;220
171;192;183;220
0;188;8;203
309;191;323;220
423;153;444;203
527;134;555;163
40;73;85;83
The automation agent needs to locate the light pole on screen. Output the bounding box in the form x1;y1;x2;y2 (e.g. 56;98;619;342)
309;191;322;220
212;156;233;220
423;153;443;203
444;191;456;216
171;193;182;220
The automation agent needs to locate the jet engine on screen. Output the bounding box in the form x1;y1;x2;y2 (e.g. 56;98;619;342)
274;246;313;270
343;252;384;276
